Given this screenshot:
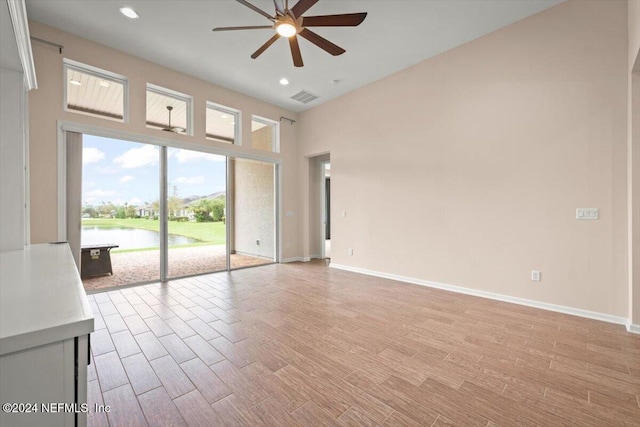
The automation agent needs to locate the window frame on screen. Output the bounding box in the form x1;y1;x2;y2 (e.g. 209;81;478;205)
251;115;280;153
63;58;129;123
206;101;242;145
146;83;194;136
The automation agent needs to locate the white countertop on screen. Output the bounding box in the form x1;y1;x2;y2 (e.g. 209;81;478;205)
0;244;94;356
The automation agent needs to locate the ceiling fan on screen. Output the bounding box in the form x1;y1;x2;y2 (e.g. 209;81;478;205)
162;106;185;133
212;0;367;67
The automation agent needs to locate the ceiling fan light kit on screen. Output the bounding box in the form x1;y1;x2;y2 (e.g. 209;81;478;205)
212;0;367;67
276;23;296;37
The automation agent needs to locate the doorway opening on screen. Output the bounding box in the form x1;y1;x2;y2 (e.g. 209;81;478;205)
321;161;331;259
307;153;330;260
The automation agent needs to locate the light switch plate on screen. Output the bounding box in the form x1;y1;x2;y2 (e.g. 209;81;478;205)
576;208;599;220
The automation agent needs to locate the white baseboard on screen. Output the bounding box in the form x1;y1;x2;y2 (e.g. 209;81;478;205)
281;257;304;263
626;322;640;334
281;257;312;263
330;263;631;328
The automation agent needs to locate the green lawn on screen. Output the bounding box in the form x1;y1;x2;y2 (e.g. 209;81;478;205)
82;218;226;245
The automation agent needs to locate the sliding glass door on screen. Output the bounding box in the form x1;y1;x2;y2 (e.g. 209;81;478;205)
166;148;227;278
79;134;278;290
80;136;161;289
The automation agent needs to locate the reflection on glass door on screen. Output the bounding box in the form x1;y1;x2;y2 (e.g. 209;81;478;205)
229;157;276;269
166;148;227;278
81;136;160;290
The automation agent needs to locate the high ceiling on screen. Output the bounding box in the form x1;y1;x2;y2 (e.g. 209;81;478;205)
25;0;563;112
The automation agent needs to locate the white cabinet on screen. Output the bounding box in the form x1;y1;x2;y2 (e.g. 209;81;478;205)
0;244;94;427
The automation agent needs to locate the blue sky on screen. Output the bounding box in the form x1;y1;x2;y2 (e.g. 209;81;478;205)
82;135;226;207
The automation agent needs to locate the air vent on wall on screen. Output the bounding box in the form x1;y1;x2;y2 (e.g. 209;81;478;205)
291;90;319;104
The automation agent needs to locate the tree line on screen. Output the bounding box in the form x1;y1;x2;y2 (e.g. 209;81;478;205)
82;196;225;223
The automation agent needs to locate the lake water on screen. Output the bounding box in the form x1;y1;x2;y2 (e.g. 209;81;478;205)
82;226;200;250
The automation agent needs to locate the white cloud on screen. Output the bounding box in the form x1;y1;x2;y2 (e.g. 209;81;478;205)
119;175;135;183
83;147;105;164
128;198;142;205
114;145;159;169
174;149;224;163
175;176;204;185
96;166;120;175
85;189;116;198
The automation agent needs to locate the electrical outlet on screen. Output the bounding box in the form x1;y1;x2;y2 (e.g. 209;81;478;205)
341;211;347;218
348;248;354;256
531;270;541;282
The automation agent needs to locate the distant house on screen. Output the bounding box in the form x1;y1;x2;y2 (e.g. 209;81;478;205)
138;206;157;217
169;209;194;220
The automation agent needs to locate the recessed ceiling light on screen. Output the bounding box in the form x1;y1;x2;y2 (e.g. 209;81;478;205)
119;7;139;19
279;78;289;86
98;80;110;88
69;79;81;86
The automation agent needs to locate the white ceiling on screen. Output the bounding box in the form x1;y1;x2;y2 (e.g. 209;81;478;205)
25;0;563;113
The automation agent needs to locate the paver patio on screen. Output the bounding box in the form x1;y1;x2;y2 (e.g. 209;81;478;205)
83;245;271;291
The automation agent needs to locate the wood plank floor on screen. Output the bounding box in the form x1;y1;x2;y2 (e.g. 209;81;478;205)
86;260;640;426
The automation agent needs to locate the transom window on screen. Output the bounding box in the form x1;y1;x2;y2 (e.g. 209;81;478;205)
146;84;192;136
64;59;127;122
251;115;279;152
206;102;240;144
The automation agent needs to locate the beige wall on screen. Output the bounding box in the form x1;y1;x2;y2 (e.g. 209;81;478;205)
630;1;640;67
298;0;629;317
232;158;275;259
27;21;299;259
629;0;640;324
0;68;26;251
251;124;273;152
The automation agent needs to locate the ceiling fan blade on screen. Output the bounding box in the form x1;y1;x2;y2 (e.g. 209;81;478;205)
163;127;185;133
236;0;275;21
291;0;318;18
273;0;284;15
289;35;304;67
302;13;367;27
212;25;274;31
251;33;280;59
299;28;345;56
